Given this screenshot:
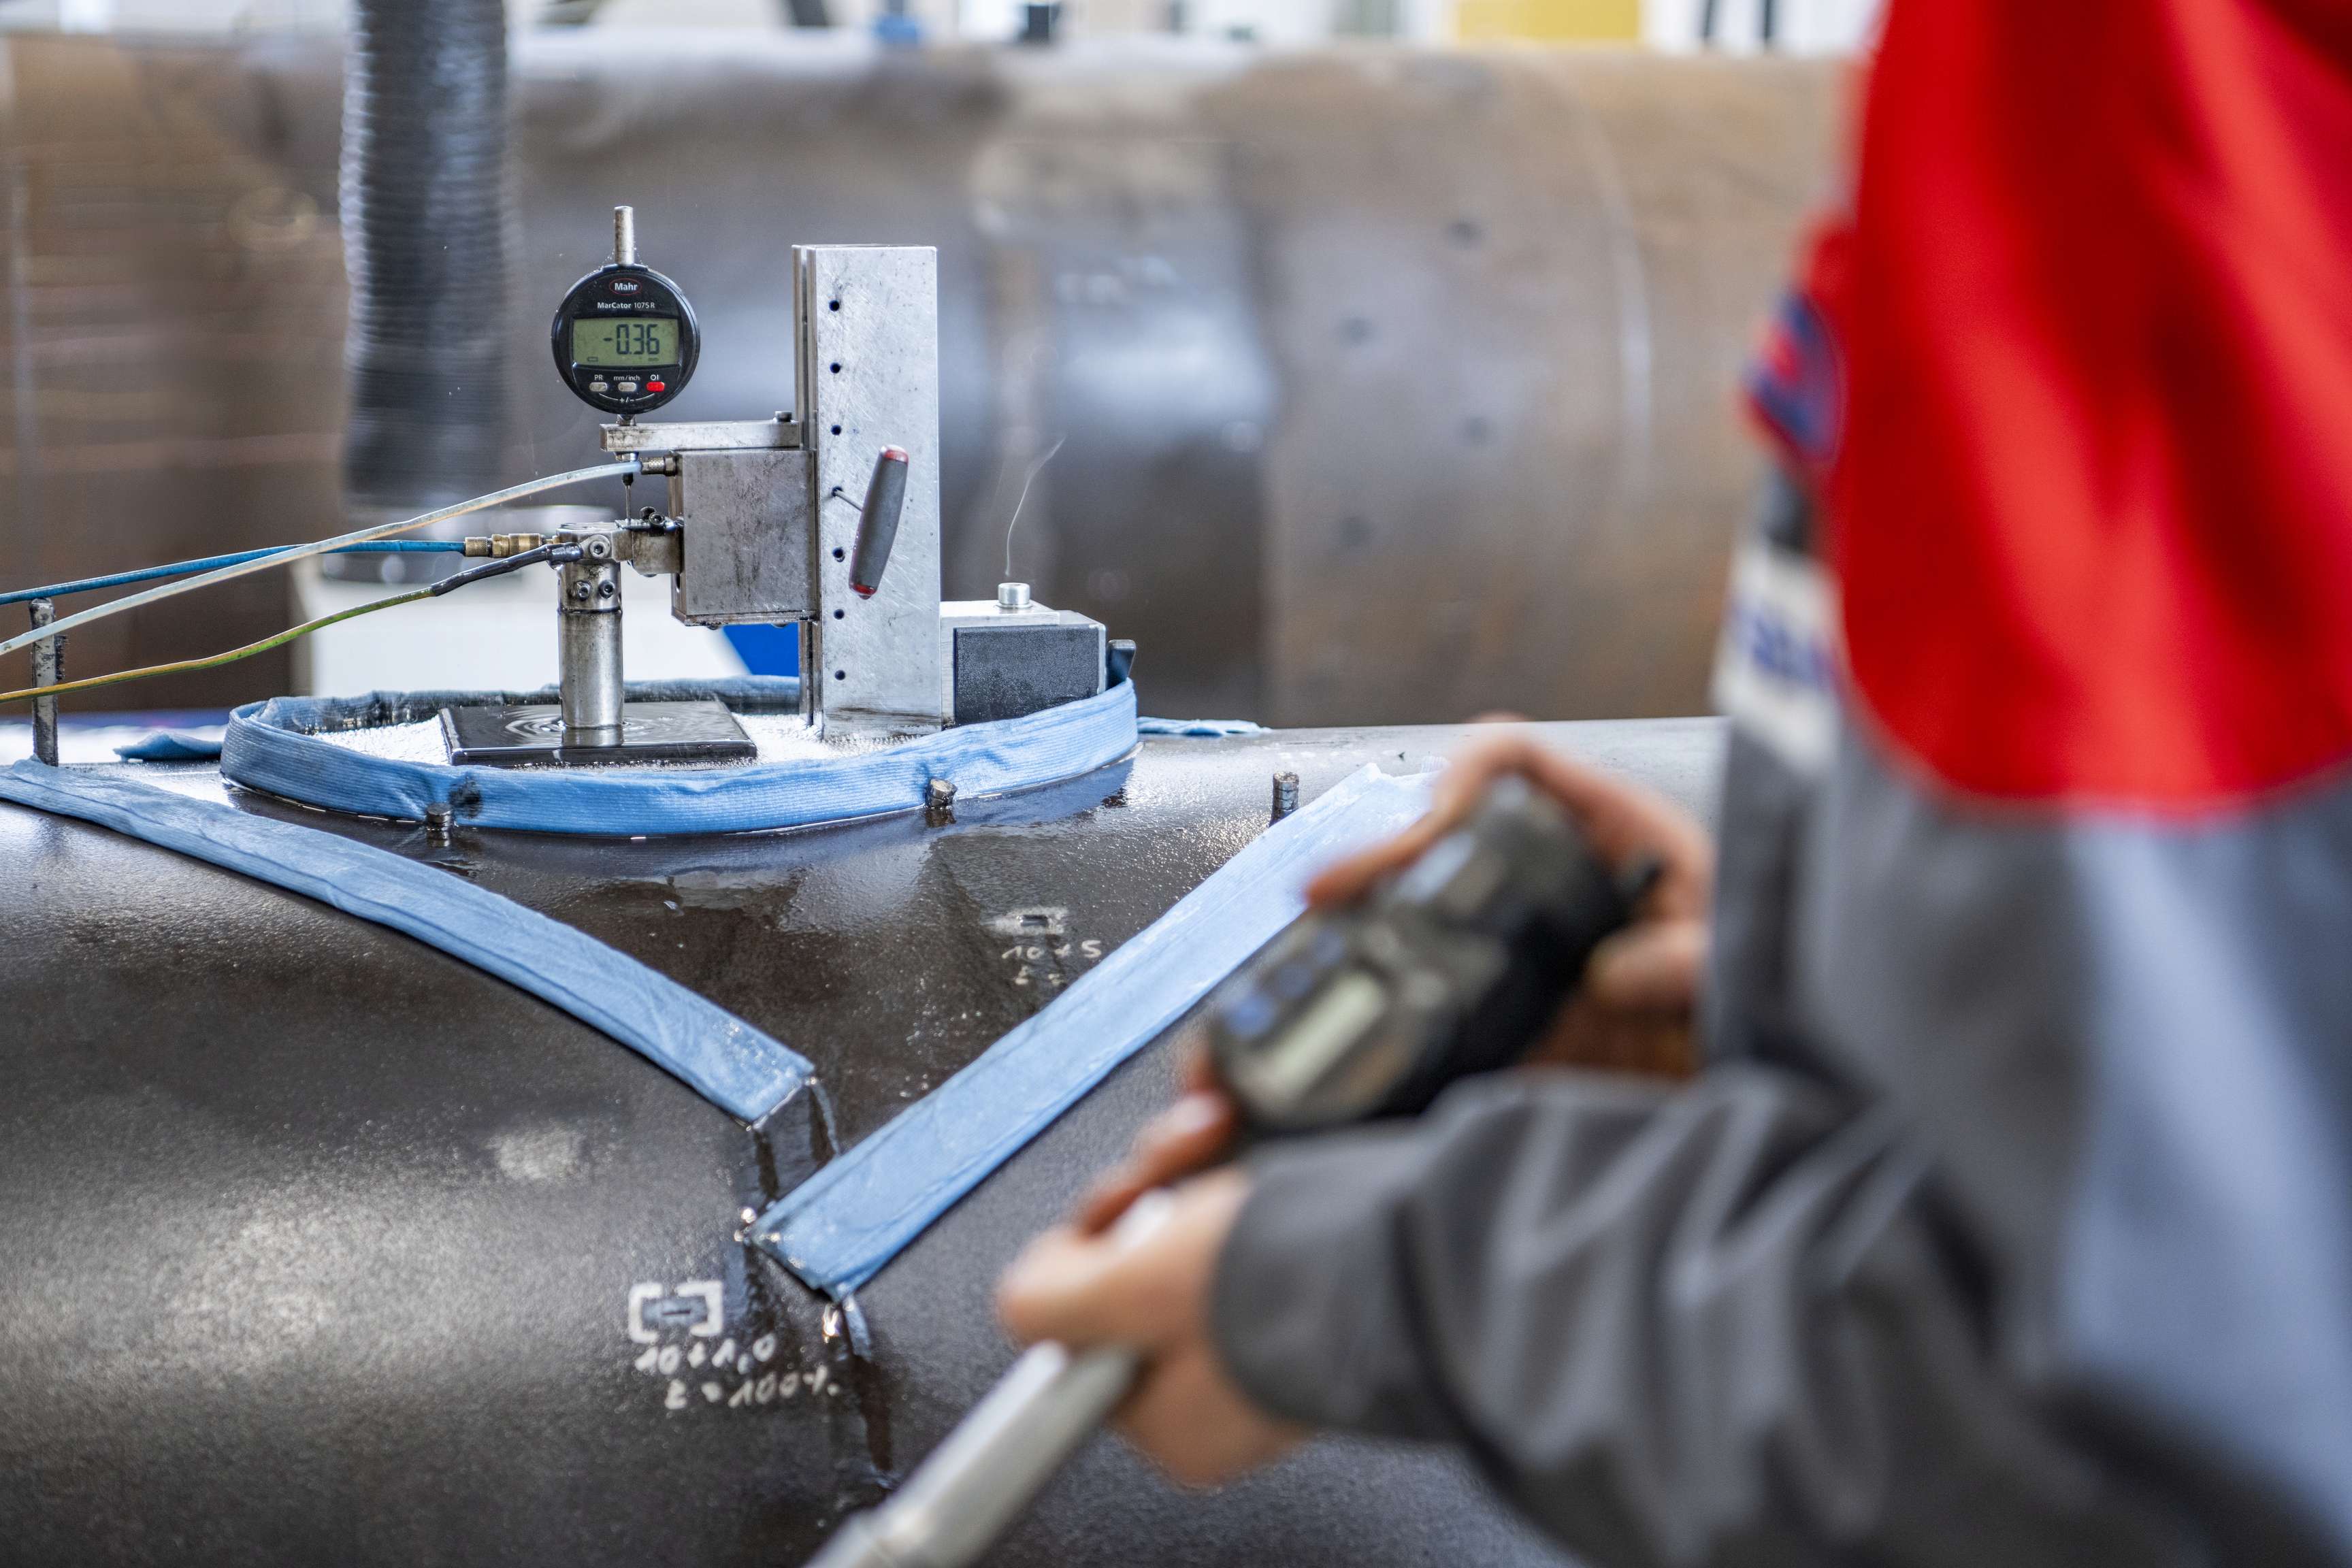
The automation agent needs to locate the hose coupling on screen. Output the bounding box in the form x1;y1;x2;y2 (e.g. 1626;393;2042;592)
463;533;550;558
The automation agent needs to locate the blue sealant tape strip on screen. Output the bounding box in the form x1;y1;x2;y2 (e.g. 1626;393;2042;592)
115;729;225;762
0;760;812;1123
752;762;1437;1298
221;676;1140;837
1137;717;1264;737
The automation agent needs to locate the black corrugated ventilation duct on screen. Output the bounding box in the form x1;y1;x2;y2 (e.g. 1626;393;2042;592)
336;0;509;582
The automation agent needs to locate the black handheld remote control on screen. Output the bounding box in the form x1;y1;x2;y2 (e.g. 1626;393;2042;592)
1202;774;1648;1136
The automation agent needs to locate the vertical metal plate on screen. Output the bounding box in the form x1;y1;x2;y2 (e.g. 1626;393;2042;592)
798;246;948;730
672;447;815;624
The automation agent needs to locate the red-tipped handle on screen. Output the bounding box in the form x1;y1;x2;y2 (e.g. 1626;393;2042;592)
849;446;910;599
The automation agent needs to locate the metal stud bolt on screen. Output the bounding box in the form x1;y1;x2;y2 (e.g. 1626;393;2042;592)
1271;772;1301;823
27;598;62;768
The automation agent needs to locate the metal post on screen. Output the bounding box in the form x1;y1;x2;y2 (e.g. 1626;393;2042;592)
1271;771;1300;823
612;204;636;267
29;598;61;767
796;244;946;734
557;540;624;747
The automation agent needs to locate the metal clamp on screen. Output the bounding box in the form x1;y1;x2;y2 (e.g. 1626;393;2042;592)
27;598;62;766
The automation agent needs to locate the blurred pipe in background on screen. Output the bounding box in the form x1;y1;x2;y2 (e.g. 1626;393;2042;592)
0;33;1836;720
335;0;510;582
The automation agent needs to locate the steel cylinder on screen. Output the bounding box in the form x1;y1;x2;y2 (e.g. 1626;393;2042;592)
0;35;1835;720
0;717;1725;1568
500;39;1840;723
559;555;625;740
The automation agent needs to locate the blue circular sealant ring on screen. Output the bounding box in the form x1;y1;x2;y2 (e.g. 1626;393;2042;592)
221;675;1139;836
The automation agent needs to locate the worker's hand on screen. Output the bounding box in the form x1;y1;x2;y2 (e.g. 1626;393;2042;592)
1075;1049;1236;1235
1309;732;1713;1079
1077;733;1713;1237
998;1170;1303;1486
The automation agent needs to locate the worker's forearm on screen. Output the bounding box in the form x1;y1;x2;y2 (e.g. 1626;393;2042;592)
1210;1066;2193;1567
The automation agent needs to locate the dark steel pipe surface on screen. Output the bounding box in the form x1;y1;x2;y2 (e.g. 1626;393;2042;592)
0;720;1720;1567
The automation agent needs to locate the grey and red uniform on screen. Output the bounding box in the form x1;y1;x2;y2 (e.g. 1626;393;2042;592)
1208;3;2352;1563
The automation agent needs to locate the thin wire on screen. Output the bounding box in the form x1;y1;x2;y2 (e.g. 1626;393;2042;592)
0;541;465;611
0;541;580;708
0;459;638;661
0;587;432;707
1002;434;1066;581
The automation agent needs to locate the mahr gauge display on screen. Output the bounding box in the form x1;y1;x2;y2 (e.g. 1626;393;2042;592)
549;206;700;416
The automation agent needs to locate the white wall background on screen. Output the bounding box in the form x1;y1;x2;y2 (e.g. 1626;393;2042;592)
0;0;350;28
0;0;1880;46
1644;0;1878;54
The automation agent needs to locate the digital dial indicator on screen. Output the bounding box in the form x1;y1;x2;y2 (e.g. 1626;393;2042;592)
549;252;700;416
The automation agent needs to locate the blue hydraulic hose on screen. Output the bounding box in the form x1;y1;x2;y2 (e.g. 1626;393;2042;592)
0;541;466;610
0;459;637;662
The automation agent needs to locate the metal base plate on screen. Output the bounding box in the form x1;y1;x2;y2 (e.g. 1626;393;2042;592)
438;700;758;768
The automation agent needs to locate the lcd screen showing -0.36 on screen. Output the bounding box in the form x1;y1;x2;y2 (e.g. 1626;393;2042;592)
572;317;679;367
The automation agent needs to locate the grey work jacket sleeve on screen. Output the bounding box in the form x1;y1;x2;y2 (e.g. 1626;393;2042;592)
1208;1066;2188;1568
